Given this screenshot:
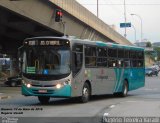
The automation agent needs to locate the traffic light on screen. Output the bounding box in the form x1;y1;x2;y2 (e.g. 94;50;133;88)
55;9;62;22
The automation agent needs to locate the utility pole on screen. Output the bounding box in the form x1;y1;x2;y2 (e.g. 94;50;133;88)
97;0;99;17
124;0;127;38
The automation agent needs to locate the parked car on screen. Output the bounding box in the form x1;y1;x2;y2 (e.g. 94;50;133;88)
145;68;158;76
4;75;22;87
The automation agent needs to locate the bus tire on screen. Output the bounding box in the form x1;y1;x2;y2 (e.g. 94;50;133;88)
80;83;90;103
38;96;50;104
120;80;128;97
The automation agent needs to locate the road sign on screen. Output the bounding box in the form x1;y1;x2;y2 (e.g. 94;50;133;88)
120;23;131;28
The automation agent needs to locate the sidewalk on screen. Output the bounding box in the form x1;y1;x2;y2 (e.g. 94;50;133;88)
0;77;10;99
0;86;21;100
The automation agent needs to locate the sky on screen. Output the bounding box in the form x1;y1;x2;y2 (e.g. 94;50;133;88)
76;0;160;43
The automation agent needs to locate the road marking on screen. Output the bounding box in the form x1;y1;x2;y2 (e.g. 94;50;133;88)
0;93;11;100
0;96;11;100
110;105;115;108
144;88;158;91
126;101;137;103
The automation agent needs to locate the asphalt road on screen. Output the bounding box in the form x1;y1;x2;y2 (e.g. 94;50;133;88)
0;76;160;123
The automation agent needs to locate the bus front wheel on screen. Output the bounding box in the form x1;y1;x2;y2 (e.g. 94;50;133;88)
38;96;50;104
80;83;90;103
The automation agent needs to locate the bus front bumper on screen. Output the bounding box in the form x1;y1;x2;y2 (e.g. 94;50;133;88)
22;84;71;97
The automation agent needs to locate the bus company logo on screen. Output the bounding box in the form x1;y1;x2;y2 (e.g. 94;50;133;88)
2;117;18;123
96;75;108;80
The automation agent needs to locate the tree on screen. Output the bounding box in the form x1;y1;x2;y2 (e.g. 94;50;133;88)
154;47;160;61
146;42;152;47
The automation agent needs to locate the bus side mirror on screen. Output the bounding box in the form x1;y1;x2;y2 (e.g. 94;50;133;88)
18;46;24;64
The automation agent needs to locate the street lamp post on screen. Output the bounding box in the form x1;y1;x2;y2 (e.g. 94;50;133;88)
124;0;127;37
131;24;137;43
131;14;143;43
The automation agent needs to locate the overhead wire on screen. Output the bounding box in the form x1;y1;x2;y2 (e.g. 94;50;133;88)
79;4;160;6
76;0;155;38
100;0;124;21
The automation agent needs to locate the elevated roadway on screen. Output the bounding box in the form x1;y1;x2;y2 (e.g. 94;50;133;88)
0;0;132;55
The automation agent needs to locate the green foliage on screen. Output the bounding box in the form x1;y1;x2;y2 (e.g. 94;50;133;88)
146;42;152;47
145;50;157;61
154;47;160;61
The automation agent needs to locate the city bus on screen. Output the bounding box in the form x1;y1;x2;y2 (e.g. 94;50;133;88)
20;36;145;104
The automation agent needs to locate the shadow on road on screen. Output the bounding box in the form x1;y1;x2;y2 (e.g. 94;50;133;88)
35;94;123;106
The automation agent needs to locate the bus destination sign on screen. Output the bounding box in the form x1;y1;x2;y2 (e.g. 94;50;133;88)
24;40;69;46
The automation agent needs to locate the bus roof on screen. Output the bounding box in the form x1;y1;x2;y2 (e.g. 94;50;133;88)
72;39;144;51
24;36;144;51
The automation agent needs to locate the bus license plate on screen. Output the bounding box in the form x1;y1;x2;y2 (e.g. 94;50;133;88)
38;90;47;93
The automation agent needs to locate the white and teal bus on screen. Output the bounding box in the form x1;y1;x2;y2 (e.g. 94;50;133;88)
20;36;145;104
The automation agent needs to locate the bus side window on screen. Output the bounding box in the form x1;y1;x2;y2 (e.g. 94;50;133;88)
72;44;83;76
72;53;83;76
75;53;83;69
124;60;130;68
137;60;144;67
85;46;96;67
108;59;117;68
118;60;124;67
97;47;108;67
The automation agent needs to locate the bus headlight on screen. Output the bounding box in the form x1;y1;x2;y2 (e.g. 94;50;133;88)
22;80;31;88
27;84;31;88
56;84;62;89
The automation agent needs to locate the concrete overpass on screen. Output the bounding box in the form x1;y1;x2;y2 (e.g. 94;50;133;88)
0;0;132;55
0;0;133;76
49;0;132;45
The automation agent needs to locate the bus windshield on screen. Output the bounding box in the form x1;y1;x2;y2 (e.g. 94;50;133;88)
22;46;71;76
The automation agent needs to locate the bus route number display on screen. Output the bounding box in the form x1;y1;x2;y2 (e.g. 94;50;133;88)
27;40;61;46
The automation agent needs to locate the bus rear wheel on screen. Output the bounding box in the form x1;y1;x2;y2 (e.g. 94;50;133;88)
80;83;90;103
38;96;50;104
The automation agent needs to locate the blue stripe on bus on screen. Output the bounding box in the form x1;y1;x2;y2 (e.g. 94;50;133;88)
96;42;107;47
113;68;145;93
96;42;144;51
